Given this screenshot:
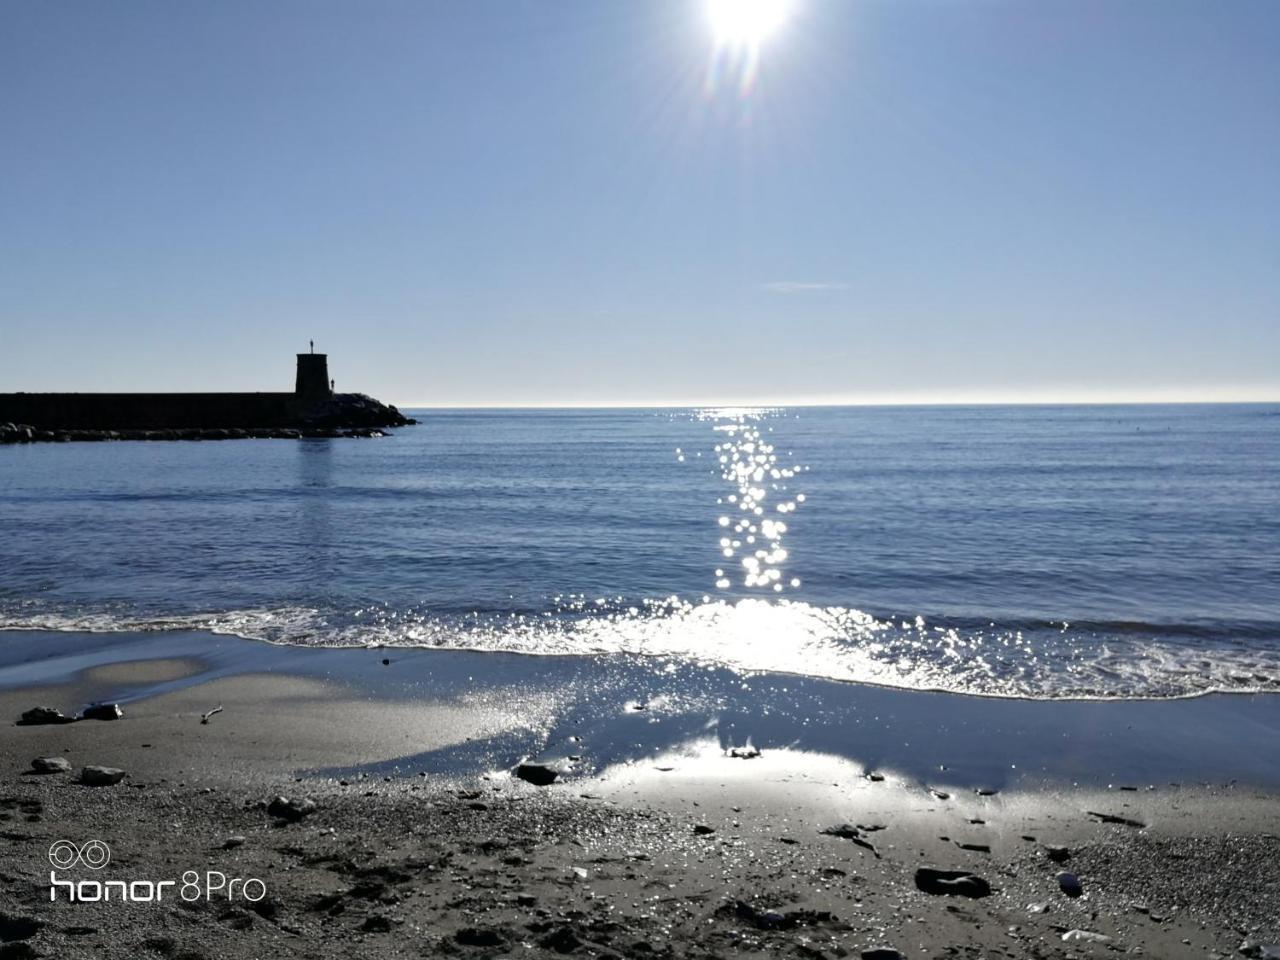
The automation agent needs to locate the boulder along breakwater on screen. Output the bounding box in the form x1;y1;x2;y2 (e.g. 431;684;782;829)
0;351;416;443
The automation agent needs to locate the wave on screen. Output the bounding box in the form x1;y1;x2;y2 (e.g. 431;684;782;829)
3;598;1279;702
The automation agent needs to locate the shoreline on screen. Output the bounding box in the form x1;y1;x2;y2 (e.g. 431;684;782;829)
1;658;1278;958
3;629;1280;789
8;621;1280;705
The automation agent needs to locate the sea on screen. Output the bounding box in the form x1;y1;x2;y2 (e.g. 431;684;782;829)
3;404;1278;703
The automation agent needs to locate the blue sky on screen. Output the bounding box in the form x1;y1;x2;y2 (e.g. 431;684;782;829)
2;0;1277;405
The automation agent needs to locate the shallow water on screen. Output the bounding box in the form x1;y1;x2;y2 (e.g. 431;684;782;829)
6;629;1280;788
2;404;1278;699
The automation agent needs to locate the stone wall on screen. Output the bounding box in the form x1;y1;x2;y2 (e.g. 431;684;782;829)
0;392;304;430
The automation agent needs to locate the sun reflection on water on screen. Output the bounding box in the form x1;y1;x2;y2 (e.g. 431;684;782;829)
686;407;807;594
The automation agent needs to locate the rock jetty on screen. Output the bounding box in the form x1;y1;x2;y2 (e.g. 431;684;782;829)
0;351;416;443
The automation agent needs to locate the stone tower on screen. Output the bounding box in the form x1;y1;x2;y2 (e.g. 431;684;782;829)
295;352;332;400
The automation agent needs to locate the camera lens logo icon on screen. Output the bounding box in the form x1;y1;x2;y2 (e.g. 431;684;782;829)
48;840;110;870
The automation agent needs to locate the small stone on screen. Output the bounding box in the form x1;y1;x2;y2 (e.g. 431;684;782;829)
728;744;761;759
267;796;317;821
1061;929;1110;944
930;789;951;800
361;915;392;933
1045;844;1071;863
223;836;246;849
30;756;72;774
79;765;126;786
693;824;716;835
1056;871;1083;898
17;706;75;726
862;950;903;960
1087;810;1145;828
1240;943;1280;960
914;867;992;898
514;763;559;786
81;703;123;721
821;824;880;857
865;772;885;782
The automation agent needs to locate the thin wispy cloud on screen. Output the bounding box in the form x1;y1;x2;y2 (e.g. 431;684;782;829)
762;281;848;294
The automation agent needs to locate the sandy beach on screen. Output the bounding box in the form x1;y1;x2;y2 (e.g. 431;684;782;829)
2;635;1277;959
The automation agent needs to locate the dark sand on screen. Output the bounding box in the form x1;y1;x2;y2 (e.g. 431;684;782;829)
1;632;1278;959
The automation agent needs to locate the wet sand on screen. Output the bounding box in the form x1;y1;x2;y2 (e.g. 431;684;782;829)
1;634;1278;958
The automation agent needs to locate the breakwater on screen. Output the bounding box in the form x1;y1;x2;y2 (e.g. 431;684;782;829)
0;352;415;443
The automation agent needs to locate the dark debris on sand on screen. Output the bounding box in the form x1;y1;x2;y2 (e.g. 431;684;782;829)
0;773;1275;959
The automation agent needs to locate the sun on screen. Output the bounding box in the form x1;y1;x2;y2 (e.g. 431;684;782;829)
705;0;794;50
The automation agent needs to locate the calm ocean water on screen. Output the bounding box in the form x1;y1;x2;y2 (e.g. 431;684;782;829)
2;405;1278;700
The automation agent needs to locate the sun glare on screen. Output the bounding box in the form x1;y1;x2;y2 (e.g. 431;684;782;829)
706;0;793;49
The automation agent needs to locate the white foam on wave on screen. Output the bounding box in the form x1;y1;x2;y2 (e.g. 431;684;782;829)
3;598;1279;701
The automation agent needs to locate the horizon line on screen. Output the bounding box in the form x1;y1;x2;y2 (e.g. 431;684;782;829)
393;393;1280;410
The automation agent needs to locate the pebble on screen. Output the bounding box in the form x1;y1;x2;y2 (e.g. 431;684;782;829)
81;703;123;721
862;949;903;960
914;867;992;899
79;765;126;786
267;796;318;821
821;824;880;857
1061;929;1111;944
17;706;76;726
223;836;246;849
1045;844;1071;863
514;763;559;786
30;756;72;774
1056;871;1084;898
1087;810;1146;828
